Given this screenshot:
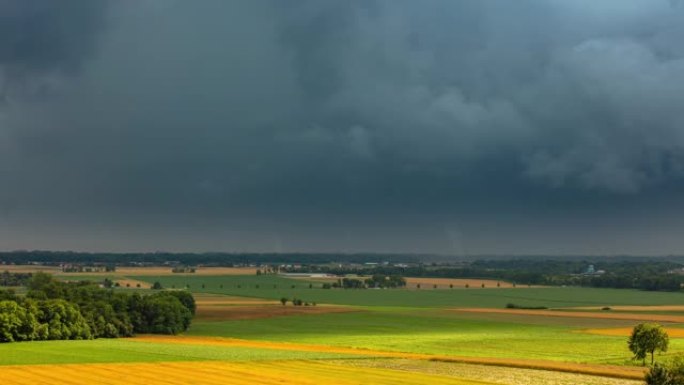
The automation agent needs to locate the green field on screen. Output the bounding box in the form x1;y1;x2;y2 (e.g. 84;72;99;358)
5;272;682;384
0;338;363;366
185;307;684;364
132;274;684;308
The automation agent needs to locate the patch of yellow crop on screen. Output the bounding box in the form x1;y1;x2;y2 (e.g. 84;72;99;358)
0;360;495;385
132;335;646;380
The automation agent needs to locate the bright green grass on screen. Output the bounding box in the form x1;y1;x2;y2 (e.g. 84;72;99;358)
132;275;684;308
0;338;364;366
187;308;684;365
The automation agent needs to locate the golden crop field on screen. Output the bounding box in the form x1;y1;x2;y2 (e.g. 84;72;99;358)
0;360;496;385
132;335;646;380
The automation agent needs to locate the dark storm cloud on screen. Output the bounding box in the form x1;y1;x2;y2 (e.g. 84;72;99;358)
0;0;108;101
2;0;684;254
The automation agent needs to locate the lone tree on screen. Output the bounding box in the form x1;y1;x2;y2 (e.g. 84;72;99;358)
629;323;669;365
280;297;288;306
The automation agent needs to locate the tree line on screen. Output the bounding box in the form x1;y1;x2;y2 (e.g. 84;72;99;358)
0;273;195;343
286;259;684;292
0;251;420;265
319;275;407;289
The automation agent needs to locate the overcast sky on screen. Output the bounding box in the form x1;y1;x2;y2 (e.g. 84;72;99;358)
1;0;684;255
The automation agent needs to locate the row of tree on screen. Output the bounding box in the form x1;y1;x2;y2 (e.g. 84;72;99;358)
287;260;684;291
0;273;195;343
318;275;407;290
0;250;419;265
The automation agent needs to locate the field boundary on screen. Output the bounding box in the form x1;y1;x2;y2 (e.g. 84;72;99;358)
454;308;684;323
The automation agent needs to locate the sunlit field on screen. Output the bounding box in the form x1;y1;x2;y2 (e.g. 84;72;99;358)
2;273;683;385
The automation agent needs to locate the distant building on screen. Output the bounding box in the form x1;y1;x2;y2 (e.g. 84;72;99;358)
582;264;605;276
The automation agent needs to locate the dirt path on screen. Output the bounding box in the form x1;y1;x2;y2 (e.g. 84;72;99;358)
566;305;684;312
455;308;684;323
580;327;684;337
133;335;646;380
195;304;359;321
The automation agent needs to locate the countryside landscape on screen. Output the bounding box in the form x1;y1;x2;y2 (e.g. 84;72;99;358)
3;253;684;384
3;1;684;384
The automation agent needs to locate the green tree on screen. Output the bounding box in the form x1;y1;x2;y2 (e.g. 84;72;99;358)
27;272;53;292
136;295;191;335
151;281;163;290
0;301;25;342
629;323;669;365
37;299;92;340
280;297;288;306
163;291;196;315
646;363;673;385
646;358;684;385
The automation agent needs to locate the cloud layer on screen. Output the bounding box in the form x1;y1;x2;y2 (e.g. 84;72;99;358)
1;0;684;254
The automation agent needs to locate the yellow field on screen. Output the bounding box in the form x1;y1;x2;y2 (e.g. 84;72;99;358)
132;335;646;380
0;360;495;385
0;265;61;273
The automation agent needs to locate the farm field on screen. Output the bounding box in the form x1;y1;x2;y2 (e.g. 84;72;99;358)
4;272;684;384
124;274;684;308
0;360;500;385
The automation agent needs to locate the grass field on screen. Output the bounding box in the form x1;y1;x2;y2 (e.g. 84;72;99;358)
186;307;684;364
5;272;684;384
132;274;684;308
0;338;363;366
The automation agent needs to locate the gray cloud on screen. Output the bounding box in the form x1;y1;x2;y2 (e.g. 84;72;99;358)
2;0;684;254
0;0;108;102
